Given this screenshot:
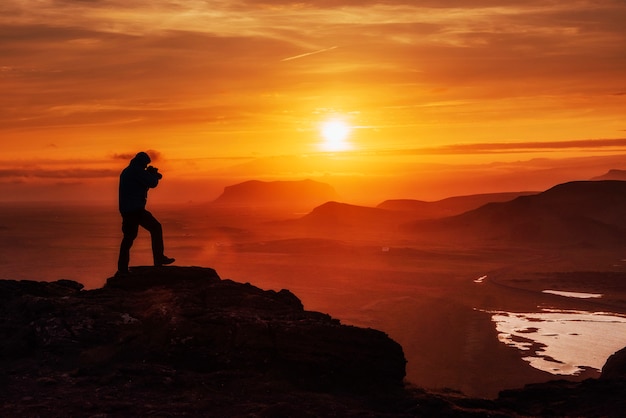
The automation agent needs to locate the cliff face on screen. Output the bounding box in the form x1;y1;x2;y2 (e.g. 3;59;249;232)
602;346;626;380
1;267;625;417
0;267;409;416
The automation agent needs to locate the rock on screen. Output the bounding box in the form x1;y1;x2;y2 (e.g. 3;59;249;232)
1;266;625;417
493;346;626;417
0;266;412;416
105;265;221;290
601;346;626;380
496;378;626;417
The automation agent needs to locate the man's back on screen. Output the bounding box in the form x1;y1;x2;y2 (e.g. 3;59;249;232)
119;155;159;214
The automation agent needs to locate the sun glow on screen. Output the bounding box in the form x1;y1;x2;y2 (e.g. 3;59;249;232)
320;119;352;152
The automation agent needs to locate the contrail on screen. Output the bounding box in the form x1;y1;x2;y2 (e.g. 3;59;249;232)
281;46;338;62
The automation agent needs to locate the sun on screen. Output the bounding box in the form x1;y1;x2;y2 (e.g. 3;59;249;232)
319;119;352;152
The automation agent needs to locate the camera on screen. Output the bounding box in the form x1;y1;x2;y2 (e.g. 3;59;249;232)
147;165;163;179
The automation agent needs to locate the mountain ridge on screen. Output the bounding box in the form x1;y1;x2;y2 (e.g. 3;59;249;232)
591;169;626;181
211;179;339;210
287;180;626;247
407;180;626;246
377;191;537;220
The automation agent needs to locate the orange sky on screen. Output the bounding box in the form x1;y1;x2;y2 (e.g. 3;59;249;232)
1;1;625;203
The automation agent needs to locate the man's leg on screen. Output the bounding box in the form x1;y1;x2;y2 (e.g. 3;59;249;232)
139;210;174;266
117;212;140;273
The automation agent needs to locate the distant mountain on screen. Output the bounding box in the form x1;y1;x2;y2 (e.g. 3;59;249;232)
297;201;403;229
409;180;626;247
211;179;339;210
377;191;537;220
591;169;626;181
291;180;626;247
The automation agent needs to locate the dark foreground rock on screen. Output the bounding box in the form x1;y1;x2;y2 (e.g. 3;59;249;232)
1;266;625;417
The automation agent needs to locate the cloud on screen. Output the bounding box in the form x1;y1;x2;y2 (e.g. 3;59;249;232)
112;149;162;162
350;138;626;157
0;168;118;179
281;46;338;61
1;0;624;160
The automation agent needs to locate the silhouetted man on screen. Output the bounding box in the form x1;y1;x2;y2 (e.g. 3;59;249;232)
116;151;174;276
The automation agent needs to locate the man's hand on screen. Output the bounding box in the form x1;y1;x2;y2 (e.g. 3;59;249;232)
147;165;163;179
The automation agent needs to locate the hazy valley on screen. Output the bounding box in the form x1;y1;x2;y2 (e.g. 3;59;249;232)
2;177;626;399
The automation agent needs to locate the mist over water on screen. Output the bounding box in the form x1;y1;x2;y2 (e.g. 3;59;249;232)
2;202;625;398
0;203;120;284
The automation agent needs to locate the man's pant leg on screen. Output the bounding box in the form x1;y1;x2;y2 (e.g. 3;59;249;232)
138;210;165;265
118;211;141;272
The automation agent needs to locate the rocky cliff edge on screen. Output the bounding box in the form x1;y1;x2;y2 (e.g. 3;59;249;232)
1;266;625;417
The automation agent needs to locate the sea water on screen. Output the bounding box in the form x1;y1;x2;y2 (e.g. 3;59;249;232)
489;309;626;375
541;290;602;298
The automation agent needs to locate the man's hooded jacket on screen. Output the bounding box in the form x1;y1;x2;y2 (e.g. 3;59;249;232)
118;152;161;214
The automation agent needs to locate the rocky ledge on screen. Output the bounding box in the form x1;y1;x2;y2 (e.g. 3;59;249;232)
1;266;625;417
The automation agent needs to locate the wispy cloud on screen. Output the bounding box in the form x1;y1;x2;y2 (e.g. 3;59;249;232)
1;0;625;160
112;150;162;162
0;168;117;179
349;138;626;157
281;46;338;62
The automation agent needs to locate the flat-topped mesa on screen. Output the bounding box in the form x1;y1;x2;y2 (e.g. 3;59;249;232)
1;266;406;395
211;179;339;210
